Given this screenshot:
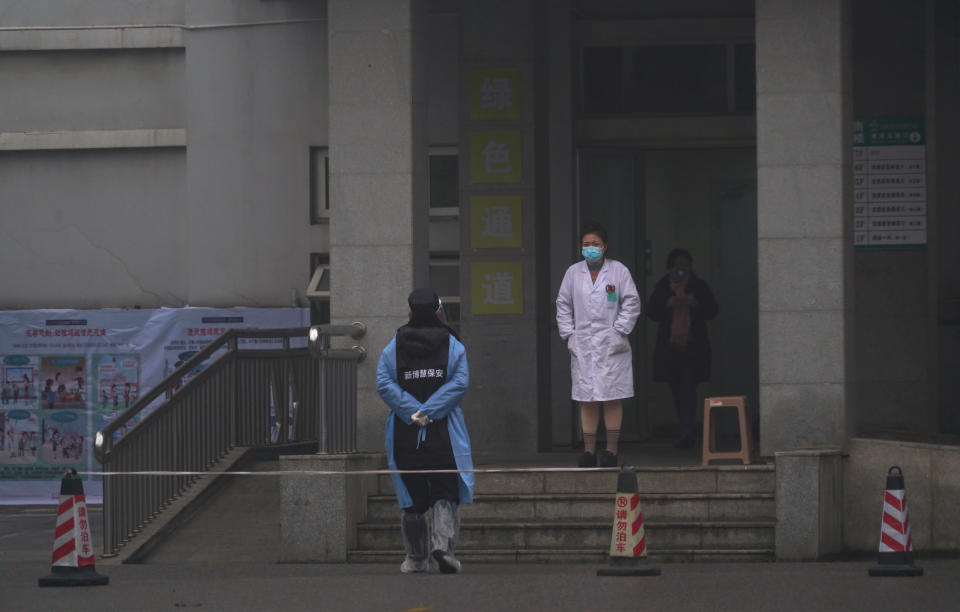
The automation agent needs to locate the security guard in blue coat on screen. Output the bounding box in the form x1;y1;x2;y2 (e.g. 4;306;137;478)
376;288;474;574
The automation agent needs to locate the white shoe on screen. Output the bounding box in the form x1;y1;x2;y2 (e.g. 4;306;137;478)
400;558;428;574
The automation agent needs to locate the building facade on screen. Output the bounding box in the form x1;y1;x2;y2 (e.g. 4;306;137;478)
2;0;959;533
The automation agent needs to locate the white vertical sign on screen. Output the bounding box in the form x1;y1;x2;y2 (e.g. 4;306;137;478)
853;118;926;248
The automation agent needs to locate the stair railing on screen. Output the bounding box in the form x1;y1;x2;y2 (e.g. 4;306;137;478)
93;323;366;556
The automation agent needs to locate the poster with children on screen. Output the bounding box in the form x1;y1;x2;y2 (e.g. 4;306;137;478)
40;410;89;465
38;356;87;410
0;410;41;466
1;356;40;408
0;306;308;503
94;354;140;412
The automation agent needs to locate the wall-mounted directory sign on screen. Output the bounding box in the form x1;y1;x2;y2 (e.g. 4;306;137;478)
853;118;926;248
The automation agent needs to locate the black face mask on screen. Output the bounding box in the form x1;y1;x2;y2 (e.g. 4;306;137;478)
668;266;691;283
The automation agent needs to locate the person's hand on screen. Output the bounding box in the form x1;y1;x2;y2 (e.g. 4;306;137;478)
411;410;432;427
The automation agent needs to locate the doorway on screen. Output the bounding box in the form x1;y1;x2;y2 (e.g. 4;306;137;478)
578;151;646;441
575;147;758;442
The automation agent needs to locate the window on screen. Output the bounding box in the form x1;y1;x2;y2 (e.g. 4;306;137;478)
582;43;756;115
429;147;459;216
307;253;330;325
309;147;329;224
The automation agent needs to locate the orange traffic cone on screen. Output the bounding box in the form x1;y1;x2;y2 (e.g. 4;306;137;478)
868;466;922;577
597;467;660;576
38;469;109;586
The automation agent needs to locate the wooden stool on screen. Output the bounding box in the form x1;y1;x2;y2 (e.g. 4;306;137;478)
701;396;754;466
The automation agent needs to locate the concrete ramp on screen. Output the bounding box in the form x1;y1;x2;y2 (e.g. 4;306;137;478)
134;445;316;564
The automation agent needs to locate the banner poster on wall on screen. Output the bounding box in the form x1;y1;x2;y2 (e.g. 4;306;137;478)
0;306;308;504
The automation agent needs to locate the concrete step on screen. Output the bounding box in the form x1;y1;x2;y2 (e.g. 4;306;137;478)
375;465;775;497
356;519;776;551
348;547;775;564
365;492;775;522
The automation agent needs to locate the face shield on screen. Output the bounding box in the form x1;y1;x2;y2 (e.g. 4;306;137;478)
437;297;448;325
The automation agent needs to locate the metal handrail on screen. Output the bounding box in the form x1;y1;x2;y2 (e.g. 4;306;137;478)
94;324;365;462
94;323;365;556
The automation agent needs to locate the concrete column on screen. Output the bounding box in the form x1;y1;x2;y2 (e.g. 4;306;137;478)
547;2;575;447
458;0;542;452
328;0;428;450
775;449;844;559
756;0;855;454
279;452;382;562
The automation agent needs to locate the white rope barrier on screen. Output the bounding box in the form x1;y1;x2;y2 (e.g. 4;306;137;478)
79;466;624;477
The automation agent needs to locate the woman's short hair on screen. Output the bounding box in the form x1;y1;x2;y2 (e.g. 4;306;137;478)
579;222;608;245
666;248;693;269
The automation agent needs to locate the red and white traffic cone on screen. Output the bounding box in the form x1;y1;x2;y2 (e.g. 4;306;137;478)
868;466;922;577
38;469;109;587
597;467;660;576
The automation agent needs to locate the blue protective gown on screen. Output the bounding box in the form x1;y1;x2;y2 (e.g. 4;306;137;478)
377;335;474;508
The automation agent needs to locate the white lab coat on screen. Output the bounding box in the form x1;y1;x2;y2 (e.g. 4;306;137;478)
556;259;642;402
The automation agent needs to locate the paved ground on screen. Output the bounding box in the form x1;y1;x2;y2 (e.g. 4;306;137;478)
1;444;950;611
3;558;960;611
3;504;959;611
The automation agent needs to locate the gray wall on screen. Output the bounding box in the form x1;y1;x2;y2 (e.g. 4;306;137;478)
0;148;187;308
0;49;185;131
0;0;186;27
931;0;960;435
0;1;329;309
845;437;960;552
851;0;940;434
183;1;329;307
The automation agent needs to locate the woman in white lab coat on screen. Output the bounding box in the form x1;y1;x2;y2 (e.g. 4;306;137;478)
556;223;642;467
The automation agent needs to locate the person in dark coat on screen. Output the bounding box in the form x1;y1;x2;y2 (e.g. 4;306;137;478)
646;248;719;448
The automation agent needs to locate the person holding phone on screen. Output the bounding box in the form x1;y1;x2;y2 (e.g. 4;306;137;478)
647;248;719;448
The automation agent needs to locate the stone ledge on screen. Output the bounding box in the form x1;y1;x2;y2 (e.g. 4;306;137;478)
0;26;182;50
775;447;844;457
0;128;187;151
852;433;960;451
